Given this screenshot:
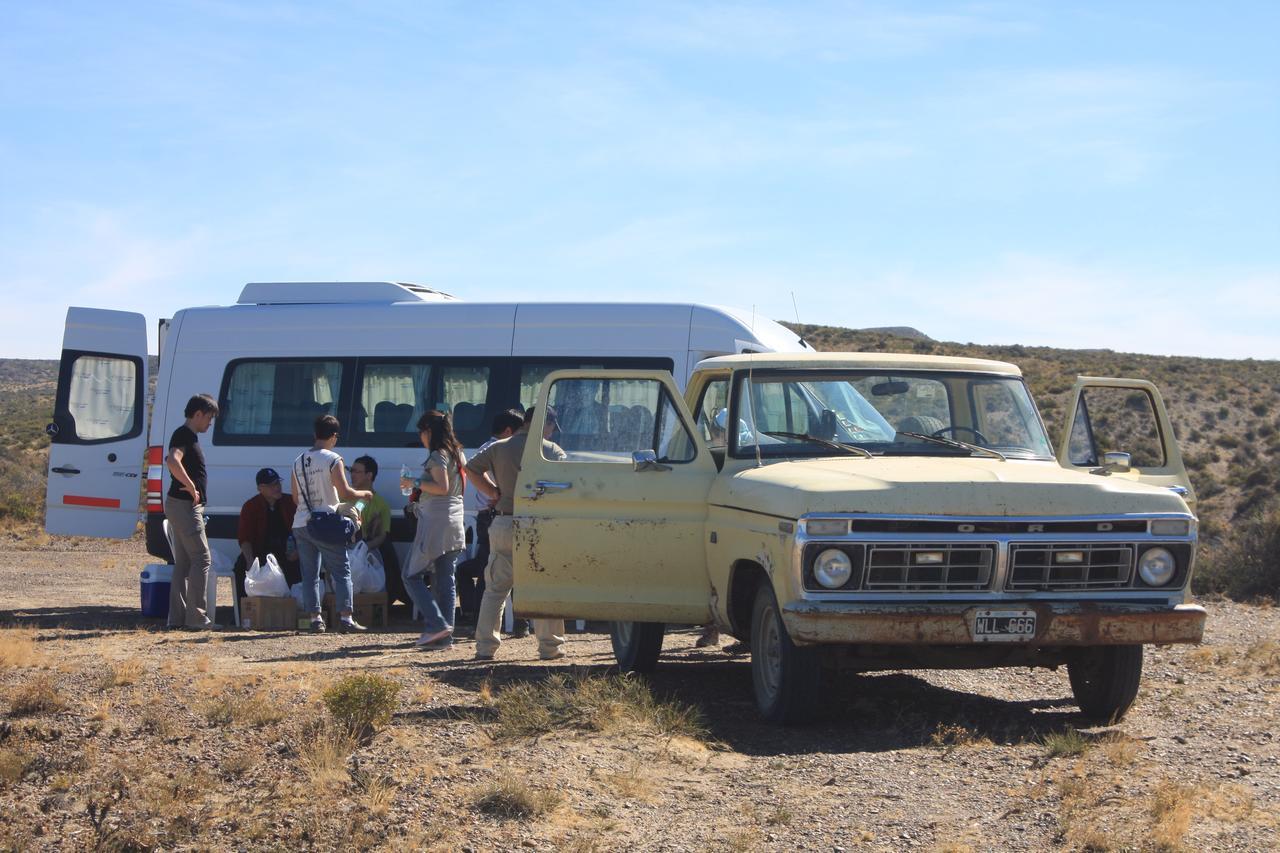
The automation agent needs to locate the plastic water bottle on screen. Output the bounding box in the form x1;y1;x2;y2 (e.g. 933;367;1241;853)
399;465;418;497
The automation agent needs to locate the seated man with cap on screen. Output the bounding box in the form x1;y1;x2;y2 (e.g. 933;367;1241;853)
234;467;302;601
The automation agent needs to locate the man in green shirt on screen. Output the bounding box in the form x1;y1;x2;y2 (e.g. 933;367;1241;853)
350;455;404;604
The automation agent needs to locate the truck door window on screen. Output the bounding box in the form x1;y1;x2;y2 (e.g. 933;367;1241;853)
1074;387;1166;468
541;377;696;464
695;379;730;449
63;355;140;441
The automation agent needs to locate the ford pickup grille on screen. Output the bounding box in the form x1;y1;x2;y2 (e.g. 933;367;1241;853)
864;543;995;591
1006;544;1134;590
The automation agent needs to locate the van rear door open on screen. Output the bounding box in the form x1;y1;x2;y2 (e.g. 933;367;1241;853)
45;308;149;537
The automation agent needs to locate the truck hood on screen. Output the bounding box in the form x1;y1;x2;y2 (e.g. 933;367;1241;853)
711;457;1189;519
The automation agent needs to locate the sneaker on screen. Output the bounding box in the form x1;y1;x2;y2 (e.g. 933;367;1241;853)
695;627;720;648
310;617;327;634
337;617;367;633
415;629;452;647
539;649;566;661
473;651;495;661
420;637;454;651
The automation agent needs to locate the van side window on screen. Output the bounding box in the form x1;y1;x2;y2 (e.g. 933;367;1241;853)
63;355;140;441
540;377;696;464
220;360;344;439
438;365;491;447
353;360;494;448
517;358;676;411
359;363;429;436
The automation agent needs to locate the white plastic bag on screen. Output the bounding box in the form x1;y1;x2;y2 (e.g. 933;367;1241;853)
245;554;290;598
347;541;372;594
363;550;386;593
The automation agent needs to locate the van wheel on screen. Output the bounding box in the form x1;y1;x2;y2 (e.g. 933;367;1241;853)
750;583;822;725
1068;645;1144;723
610;621;665;673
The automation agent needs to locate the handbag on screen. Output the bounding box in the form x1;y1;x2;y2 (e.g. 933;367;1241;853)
294;454;356;545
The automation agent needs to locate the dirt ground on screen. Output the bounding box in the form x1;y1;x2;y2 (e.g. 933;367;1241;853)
0;535;1277;851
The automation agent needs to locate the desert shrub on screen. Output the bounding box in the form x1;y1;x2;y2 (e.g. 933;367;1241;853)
0;747;31;786
1194;501;1280;601
1041;728;1089;758
473;779;562;820
322;674;400;738
8;673;66;717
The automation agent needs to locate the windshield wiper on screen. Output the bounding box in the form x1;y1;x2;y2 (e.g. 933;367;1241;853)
762;431;873;459
896;431;1007;462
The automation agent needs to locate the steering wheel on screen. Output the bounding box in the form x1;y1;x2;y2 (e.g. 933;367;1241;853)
932;426;991;446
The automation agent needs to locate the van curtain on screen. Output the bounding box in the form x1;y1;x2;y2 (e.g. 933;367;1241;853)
67;356;136;440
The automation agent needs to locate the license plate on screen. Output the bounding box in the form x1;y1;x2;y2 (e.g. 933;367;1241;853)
972;609;1037;642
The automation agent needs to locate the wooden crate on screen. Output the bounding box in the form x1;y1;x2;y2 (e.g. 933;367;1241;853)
322;592;389;628
240;596;297;630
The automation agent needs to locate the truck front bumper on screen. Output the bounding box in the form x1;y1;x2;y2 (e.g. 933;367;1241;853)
781;600;1206;646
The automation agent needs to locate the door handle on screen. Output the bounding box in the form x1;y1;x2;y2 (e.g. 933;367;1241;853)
530;480;572;499
51;466;82;475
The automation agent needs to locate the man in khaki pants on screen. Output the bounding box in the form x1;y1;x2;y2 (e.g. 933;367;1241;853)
165;394;219;630
466;407;566;661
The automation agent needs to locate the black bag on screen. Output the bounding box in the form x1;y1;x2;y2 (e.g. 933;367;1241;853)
295;455;356;545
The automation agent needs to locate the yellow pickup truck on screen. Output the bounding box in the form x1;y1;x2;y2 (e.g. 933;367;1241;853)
510;353;1203;724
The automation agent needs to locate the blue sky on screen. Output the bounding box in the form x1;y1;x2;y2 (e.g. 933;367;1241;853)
2;1;1277;359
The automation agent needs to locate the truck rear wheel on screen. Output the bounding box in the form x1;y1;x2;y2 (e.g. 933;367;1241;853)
750;583;822;725
610;621;665;673
1068;645;1144;723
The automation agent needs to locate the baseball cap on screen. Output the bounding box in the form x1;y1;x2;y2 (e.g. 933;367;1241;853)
255;467;282;486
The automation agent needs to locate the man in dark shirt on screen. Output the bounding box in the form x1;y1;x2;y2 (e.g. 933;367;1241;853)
234;467;301;601
164;393;219;629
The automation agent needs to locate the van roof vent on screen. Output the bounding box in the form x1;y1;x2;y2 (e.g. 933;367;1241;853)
236;281;459;305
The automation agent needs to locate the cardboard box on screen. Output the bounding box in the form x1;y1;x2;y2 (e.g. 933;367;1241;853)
240;596;298;630
322;592;389;628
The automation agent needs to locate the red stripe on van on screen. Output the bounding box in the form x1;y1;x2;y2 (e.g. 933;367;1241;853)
64;495;122;509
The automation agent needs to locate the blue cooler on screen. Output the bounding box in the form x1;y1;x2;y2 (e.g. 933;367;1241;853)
140;564;173;618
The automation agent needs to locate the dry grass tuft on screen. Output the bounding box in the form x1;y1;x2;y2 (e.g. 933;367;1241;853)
607;760;656;801
0;628;40;669
295;716;358;788
491;673;705;741
1242;639;1280;675
202;687;286;728
929;722;992;753
1099;732;1140;766
353;766;398;817
1150;780;1196;850
411;680;435;706
0;747;31;786
1041;728;1090;759
8;672;66;717
97;657;145;690
1202;783;1255;823
139;704;173;738
473;778;562;821
220;751;256;780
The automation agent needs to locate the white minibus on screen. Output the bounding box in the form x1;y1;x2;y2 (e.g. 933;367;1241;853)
44;281;808;568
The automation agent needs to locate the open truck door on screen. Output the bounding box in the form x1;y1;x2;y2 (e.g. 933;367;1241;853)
1057;376;1196;514
512;370;718;624
44;308;149;537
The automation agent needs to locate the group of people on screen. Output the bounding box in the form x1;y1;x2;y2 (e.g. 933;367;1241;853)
162;392;568;660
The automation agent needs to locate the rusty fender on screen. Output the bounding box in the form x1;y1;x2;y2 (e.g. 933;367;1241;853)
782;601;1206;646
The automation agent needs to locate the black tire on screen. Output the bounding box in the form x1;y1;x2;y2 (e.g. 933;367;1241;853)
1068;645;1144;723
750;582;822;725
610;621;665;673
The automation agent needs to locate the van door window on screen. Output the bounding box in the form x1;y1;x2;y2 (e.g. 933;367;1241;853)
437;365;491;447
220;360;344;439
541;377;696;463
64;355;140;441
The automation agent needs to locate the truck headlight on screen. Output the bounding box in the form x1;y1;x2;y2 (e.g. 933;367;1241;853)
1138;547;1176;586
813;548;853;589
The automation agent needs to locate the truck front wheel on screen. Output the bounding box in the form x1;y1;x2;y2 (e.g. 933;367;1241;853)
610;621;665;673
750;583;822;724
1068;645;1144;723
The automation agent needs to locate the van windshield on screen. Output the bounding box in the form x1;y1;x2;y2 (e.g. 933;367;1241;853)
730;370;1054;460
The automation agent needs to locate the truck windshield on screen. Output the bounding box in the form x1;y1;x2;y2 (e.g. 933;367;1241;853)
731;370;1054;459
